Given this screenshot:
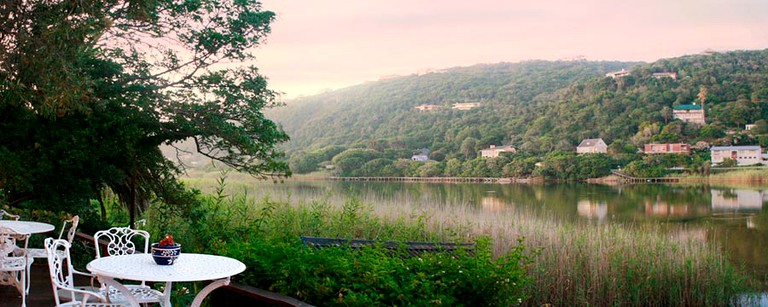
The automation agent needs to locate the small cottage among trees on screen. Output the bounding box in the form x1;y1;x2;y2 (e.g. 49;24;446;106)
577;139;608;154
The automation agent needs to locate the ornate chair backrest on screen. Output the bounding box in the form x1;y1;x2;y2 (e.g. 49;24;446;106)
45;238;75;306
58;215;80;243
93;227;150;258
0;226;18;256
0;209;20;221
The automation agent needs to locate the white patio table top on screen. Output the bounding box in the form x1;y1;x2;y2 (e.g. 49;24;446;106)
87;253;246;307
0;220;55;235
0;220;54;305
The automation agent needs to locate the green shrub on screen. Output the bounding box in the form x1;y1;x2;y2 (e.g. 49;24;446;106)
227;236;529;306
142;178;530;306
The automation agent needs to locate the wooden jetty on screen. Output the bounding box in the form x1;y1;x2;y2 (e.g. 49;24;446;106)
610;170;680;183
328;177;520;184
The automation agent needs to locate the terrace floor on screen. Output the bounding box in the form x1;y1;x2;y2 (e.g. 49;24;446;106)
1;263;56;307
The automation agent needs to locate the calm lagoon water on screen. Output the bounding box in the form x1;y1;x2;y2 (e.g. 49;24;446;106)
193;178;768;284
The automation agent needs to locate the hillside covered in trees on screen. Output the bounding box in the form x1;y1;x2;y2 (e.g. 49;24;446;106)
268;50;768;179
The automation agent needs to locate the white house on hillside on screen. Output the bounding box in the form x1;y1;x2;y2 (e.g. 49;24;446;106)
606;69;630;78
451;102;481;110
577;138;608;154
480;145;516;158
411;148;430;161
710;146;763;166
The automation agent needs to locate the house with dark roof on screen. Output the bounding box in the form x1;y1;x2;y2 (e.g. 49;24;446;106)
577;138;607;154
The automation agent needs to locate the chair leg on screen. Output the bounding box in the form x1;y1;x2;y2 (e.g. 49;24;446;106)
21;268;26;307
24;257;33;294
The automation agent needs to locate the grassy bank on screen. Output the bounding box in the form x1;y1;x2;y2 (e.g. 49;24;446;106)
141;175;753;306
705;169;768;183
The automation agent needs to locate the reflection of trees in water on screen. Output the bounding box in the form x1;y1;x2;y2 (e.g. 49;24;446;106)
238;182;765;226
710;218;768;286
226;179;768;287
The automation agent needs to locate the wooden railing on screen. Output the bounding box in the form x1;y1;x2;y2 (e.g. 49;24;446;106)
301;236;475;257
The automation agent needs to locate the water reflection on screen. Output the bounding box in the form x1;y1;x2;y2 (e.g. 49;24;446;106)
711;189;764;213
577;200;607;221
193;179;768;286
481;196;506;212
644;197;691;217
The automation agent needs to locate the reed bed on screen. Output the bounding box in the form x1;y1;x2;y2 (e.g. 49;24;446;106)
176;175;753;306
708;169;768;183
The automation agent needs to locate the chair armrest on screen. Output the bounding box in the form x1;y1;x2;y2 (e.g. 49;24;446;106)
61;286;108;302
72;267;96;278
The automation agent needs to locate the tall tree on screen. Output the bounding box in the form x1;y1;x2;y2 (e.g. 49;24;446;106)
0;0;289;224
697;86;709;105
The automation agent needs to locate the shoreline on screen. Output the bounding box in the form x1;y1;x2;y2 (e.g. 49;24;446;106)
285;171;767;185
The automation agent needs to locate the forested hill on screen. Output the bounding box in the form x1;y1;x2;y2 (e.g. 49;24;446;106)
267;50;768;176
269;60;636;149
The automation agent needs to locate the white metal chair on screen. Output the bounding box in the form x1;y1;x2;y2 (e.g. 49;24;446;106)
0;226;27;307
45;238;141;307
93;227;163;305
22;216;80;293
0;209;21;221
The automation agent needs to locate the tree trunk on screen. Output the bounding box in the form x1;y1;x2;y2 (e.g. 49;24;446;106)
96;189;106;221
129;175;136;229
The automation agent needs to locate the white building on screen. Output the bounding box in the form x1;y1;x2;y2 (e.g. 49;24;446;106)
411;148;429;161
576;138;608;154
710;146;763;166
480;145;516;158
606;69;630;79
451;102;481;110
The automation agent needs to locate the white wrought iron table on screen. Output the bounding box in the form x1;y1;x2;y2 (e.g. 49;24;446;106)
0;220;54;306
0;220;55;235
87;253;246;307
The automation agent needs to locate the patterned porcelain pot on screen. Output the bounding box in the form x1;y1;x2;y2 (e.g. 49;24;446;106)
151;243;181;265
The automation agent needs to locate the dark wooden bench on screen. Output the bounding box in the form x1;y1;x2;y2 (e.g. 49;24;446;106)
300;236;474;257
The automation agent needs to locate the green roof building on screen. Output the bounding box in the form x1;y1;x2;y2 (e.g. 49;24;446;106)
673;104;702;111
672;103;705;124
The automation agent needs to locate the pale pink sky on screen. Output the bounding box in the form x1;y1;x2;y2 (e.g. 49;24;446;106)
254;0;768;98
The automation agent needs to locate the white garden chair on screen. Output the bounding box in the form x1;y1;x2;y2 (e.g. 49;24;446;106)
0;226;27;307
21;215;80;293
93;227;163;305
45;238;141;307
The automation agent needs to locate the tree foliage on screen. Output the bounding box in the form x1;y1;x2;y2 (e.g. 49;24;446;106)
0;0;289;221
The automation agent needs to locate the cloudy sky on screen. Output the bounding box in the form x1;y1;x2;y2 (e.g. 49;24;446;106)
254;0;768;98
